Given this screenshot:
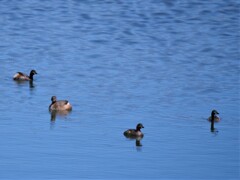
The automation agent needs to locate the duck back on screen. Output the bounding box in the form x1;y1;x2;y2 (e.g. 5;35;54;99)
13;72;30;81
49;100;72;111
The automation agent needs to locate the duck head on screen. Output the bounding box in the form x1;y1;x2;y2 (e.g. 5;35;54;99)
136;123;144;131
51;96;57;103
211;109;219;118
30;70;37;75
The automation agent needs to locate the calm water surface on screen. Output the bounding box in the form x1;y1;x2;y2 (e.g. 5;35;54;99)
0;0;239;179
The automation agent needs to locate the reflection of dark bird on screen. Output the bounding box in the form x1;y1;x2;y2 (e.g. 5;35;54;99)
135;137;143;147
49;96;72;111
209;110;220;131
29;81;35;88
13;70;37;81
124;123;144;138
50;110;71;121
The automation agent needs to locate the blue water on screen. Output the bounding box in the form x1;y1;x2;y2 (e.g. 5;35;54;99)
0;0;239;179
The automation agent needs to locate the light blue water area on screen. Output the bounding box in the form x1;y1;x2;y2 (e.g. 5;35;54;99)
0;0;239;179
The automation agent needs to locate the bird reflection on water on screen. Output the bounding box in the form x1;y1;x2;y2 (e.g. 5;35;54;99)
135;137;143;152
124;136;144;152
29;81;35;88
14;80;35;89
211;128;219;136
50;110;72;128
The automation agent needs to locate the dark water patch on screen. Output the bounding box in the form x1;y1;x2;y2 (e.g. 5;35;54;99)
217;6;240;15
201;47;214;53
199;10;212;15
87;54;104;59
151;12;171;17
188;17;201;22
122;29;134;36
90;39;110;44
81;13;92;20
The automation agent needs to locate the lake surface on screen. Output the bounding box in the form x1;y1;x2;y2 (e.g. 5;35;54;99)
0;0;239;179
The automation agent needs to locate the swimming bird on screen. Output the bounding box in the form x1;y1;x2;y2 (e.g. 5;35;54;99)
208;109;220;122
209;110;220;131
49;96;72;111
13;70;37;81
123;123;144;138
